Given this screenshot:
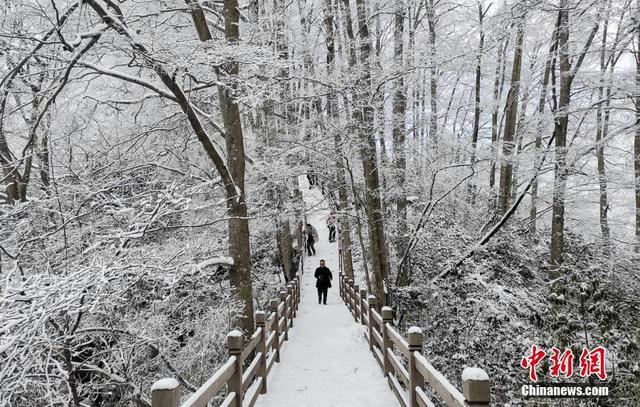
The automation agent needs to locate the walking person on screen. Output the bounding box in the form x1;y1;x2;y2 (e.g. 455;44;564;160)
326;211;337;243
314;259;333;305
307;169;316;188
305;223;318;256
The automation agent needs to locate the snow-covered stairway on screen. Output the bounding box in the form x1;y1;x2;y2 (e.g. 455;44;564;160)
149;176;492;407
254;178;398;407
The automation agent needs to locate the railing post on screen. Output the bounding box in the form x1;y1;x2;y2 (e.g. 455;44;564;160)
462;368;491;406
408;327;425;407
151;378;180;407
381;306;393;376
256;311;267;394
294;276;301;309
287;284;295;322
227;330;243;406
353;284;360;322
367;295;377;351
270;299;280;362
359;289;368;326
280;290;289;340
348;279;354;312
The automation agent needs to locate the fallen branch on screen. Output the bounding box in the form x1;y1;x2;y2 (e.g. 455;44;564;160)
434;132;557;282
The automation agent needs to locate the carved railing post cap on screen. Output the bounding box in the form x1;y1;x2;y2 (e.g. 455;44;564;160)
367;295;377;304
151;378;180;392
407;326;424;348
255;311;266;323
227;330;243;349
270;298;279;307
381;306;393;319
462;367;491;403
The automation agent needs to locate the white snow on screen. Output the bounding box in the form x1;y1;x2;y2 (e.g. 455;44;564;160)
256;175;397;407
197;257;234;269
151;378;180;391
227;330;242;338
408;326;422;334
461;367;489;381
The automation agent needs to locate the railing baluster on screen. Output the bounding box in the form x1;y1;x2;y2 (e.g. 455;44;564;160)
256;311;267;394
353;284;360;322
269;299;280;362
280;290;289;340
287;284;295;323
367;295;376;352
227;330;243;407
381;306;393;376
348;279;354;313
408;327;424;407
359;289;367;326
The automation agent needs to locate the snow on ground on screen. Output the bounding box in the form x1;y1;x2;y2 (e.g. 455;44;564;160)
256;176;397;407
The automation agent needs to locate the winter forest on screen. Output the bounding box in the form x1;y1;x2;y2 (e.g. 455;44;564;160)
1;0;640;405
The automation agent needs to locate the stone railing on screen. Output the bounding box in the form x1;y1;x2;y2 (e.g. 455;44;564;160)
151;275;302;407
339;273;491;407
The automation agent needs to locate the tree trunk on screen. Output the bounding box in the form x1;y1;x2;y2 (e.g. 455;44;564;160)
549;2;571;276
426;0;438;144
530;25;557;236
635;1;640;249
468;1;485;203
549;0;600;274
596;8;611;246
393;0;409;286
498;16;524;215
325;0;354;279
354;0;390;305
490;33;510;190
219;0;254;331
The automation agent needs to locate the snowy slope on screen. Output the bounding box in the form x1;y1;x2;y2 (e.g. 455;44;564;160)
256;176;398;407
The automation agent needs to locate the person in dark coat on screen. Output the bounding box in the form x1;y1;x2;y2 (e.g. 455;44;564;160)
314;259;333;305
305;223;317;256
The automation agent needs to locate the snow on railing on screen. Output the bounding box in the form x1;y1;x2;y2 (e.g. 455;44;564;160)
338;273;492;407
150;275;302;407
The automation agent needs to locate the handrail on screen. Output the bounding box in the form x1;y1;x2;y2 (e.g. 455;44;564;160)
386;324;409;358
241;328;262;362
180;357;236;407
150;274;303;407
337;272;492;407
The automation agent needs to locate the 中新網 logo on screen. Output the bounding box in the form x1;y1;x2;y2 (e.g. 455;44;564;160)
520;344;608;382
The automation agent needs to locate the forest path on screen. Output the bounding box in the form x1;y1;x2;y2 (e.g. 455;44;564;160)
255;176;397;407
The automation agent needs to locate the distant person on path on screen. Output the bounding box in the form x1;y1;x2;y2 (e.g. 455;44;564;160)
314;259;333;305
305;223;318;256
326;211;337;243
307;169;317;188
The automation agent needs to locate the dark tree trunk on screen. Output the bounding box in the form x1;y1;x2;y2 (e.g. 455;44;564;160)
325;0;354;279
354;0;391;305
498;16;524;215
393;0;409;286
